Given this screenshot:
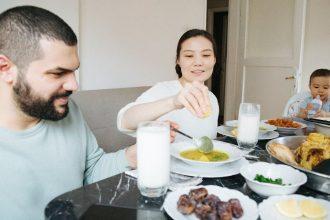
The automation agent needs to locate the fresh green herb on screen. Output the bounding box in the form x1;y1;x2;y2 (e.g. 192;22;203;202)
254;174;288;186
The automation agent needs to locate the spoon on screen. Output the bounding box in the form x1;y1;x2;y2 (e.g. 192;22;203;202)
172;128;213;153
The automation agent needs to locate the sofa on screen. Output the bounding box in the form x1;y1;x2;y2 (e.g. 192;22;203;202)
72;87;149;152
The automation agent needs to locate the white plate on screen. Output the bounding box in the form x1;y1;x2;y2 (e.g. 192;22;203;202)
171;157;249;178
163;185;259;220
171;140;244;168
217;125;279;140
258;194;330;220
225;120;277;134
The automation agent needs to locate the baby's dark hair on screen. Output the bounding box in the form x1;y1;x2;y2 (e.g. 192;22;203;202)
309;69;330;85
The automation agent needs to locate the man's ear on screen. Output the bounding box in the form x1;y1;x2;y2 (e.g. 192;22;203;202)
0;55;17;83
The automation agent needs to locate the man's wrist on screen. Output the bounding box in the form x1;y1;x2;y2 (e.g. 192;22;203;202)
125;145;137;168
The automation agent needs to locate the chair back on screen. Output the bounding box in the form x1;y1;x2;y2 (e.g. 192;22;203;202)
283;91;310;117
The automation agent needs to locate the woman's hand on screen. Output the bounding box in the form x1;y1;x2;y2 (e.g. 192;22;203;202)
172;81;211;118
167;121;179;143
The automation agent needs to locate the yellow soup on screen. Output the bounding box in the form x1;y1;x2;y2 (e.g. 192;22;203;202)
180;149;229;162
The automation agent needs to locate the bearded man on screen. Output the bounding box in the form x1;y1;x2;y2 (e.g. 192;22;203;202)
0;6;136;220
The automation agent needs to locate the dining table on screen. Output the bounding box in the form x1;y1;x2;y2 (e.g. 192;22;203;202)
45;135;330;220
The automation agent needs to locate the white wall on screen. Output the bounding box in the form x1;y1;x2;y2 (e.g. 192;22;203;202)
0;0;79;37
0;0;80;81
79;0;206;90
301;0;330;90
1;0;207;90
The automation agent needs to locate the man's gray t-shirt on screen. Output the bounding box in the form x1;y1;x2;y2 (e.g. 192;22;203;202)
0;100;130;220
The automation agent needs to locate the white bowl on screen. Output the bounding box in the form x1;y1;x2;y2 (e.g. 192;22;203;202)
315;123;330;136
240;162;307;197
170;140;244;168
225;120;276;134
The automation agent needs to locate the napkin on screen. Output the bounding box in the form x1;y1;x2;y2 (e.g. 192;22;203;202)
125;170;203;191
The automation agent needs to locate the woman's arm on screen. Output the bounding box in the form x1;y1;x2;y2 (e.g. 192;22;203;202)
120;81;211;130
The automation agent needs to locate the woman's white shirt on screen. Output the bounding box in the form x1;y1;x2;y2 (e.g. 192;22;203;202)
117;80;219;141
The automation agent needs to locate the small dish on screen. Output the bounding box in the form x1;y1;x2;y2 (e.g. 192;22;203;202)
170;140;244;168
217;125;279;140
225;120;276;134
258;194;330;220
240;162;307;197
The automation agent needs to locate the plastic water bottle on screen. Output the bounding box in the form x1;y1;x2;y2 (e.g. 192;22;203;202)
308;95;322;118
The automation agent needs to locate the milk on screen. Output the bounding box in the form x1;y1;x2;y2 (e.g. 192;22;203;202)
237;114;260;143
137;124;170;189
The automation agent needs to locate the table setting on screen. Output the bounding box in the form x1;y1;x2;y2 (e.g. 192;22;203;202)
45;103;330;220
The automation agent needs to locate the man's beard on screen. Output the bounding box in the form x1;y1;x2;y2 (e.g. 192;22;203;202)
13;75;72;121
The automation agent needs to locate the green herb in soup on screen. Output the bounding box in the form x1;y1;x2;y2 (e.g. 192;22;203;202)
180;149;229;162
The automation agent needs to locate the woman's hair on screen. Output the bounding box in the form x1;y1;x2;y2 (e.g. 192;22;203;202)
309;69;330;85
175;29;219;78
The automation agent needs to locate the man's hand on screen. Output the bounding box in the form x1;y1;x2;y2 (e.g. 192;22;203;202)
125;144;136;168
172;81;211;118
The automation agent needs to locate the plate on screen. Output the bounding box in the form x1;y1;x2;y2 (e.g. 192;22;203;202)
170;140;244;168
170;157;249;178
263;119;307;134
225;120;277;134
163;185;259;220
258;194;330;220
217;125;279;140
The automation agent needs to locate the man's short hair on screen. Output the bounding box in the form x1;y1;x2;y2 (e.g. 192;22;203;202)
0;5;77;69
309;69;330;85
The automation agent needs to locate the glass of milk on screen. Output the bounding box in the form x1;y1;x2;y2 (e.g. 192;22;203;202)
237;103;260;153
137;121;170;197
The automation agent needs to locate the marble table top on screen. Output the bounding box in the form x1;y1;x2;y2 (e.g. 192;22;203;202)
45;137;330;219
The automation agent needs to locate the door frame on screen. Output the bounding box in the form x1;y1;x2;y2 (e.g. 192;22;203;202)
224;0;241;120
206;6;228;89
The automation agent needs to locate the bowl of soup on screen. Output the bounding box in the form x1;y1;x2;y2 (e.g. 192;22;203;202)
170;140;244;168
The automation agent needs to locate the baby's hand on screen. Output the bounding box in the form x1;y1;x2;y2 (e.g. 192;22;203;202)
297;108;308;118
306;103;314;110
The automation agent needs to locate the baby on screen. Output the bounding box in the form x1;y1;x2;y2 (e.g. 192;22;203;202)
298;69;330;118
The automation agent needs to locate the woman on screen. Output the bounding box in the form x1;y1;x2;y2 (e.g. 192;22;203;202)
117;29;220;141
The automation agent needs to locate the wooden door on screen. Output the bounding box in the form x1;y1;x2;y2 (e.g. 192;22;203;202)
226;0;306;119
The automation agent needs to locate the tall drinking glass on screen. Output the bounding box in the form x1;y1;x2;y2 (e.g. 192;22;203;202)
137;121;170;197
237;103;260;153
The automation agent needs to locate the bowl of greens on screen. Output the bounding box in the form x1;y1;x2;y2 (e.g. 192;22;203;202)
240;162;307;197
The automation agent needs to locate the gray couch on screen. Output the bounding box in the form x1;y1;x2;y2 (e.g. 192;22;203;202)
72;87;149;152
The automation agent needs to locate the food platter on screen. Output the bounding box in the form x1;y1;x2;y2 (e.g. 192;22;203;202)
266;136;330;194
263;119;307;135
